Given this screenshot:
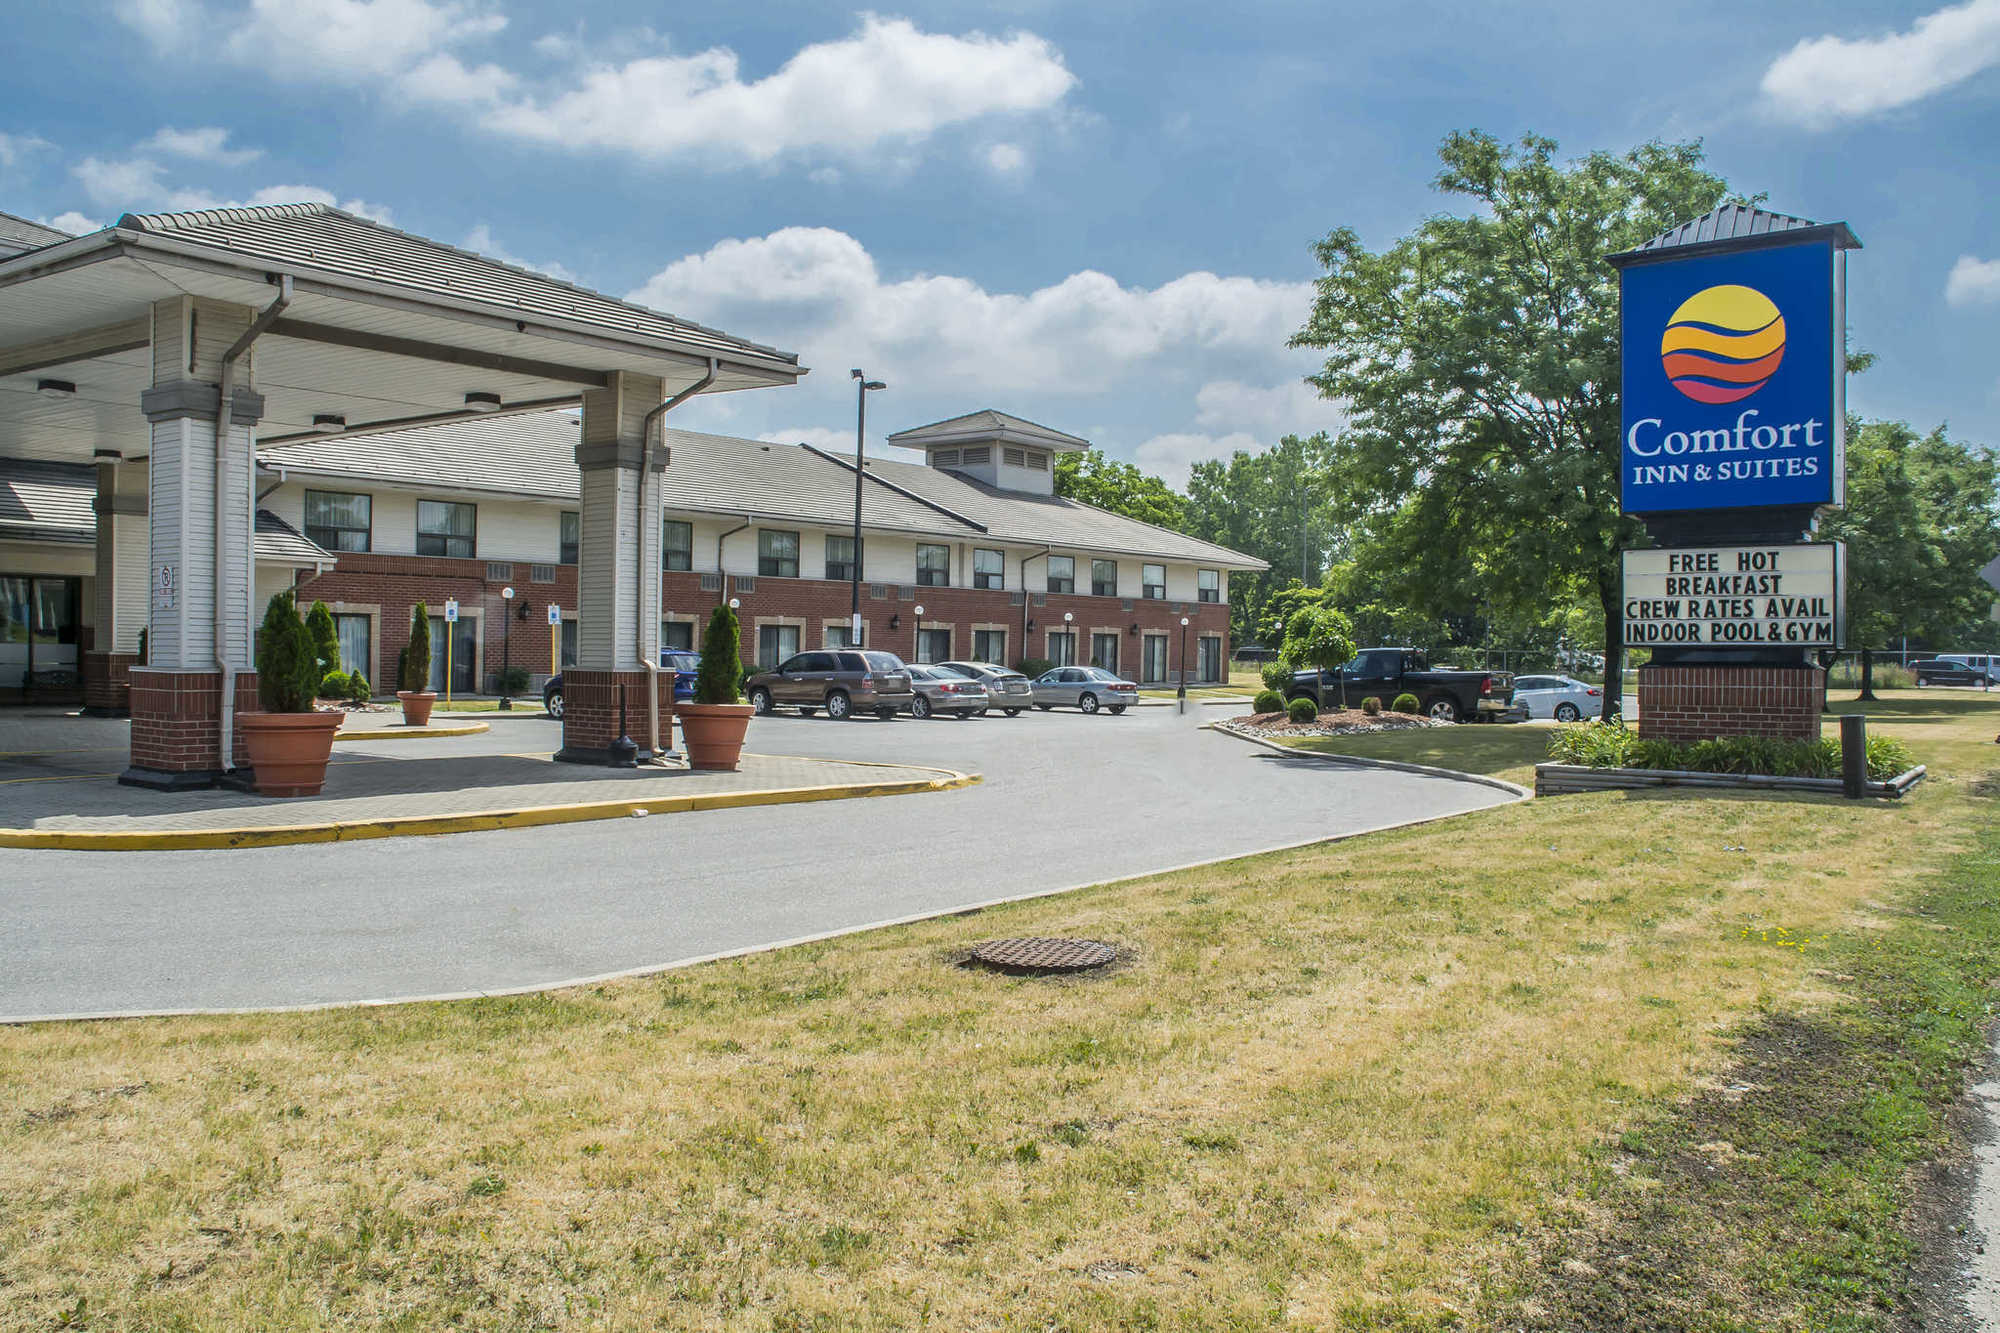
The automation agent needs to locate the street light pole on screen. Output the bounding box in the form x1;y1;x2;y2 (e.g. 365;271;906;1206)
499;585;515;709
1178;616;1191;712
850;370;886;647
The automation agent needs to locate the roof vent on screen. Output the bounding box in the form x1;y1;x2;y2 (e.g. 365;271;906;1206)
932;448;960;468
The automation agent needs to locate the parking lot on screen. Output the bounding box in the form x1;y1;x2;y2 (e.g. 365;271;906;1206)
0;703;1518;1019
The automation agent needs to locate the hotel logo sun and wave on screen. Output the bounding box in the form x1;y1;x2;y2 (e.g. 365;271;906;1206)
1658;284;1787;405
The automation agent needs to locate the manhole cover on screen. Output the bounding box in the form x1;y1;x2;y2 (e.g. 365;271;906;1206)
968;937;1117;975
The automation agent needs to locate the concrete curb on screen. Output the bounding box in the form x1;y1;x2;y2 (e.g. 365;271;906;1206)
0;761;978;852
334;720;491;741
1204;723;1535;800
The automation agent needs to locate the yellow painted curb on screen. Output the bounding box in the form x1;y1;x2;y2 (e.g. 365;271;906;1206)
334;721;491;741
0;766;979;851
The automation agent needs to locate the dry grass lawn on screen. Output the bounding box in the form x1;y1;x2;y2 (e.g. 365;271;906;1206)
2;691;1995;1330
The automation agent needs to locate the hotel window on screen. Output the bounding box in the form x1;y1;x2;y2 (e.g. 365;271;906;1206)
559;511;578;565
333;613;371;678
1046;555;1075;594
660;620;695;651
1091;559;1118;597
758;529;799;578
304;490;371;553
1048;631;1076;667
757;623;800;667
663;519;693;571
916;543;950;587
972;628;1006;663
973;548;1004;590
1198;568;1220;603
416;500;476;559
1142;563;1166;600
825;534;859;583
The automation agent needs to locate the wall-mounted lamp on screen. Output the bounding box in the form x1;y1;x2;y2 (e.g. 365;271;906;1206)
310;413;346;434
1128;623;1140;635
888;614;900;630
36;378;77;399
1026;618;1036;632
464;391;503;413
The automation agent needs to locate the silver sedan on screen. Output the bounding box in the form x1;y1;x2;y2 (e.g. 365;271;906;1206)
934;661;1035;716
903;663;990;719
1031;666;1139;714
1510;673;1604;721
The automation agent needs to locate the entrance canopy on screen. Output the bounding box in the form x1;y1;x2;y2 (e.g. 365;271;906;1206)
0;203;803;463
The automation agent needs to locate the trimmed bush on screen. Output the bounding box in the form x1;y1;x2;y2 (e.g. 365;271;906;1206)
1286;697;1317;724
305;600;340;690
1259;660;1292;692
695;604;743;705
495;665;531;696
1253;689;1285;714
345;672;372;704
1361;696;1381;716
401;603;431;694
1391;692;1421;714
1014;657;1055;680
1545;721;1914;782
256;590;320;713
319;669;351;700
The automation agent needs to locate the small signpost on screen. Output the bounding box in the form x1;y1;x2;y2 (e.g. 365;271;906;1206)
547;603;561;677
1607;205;1861;746
443;599;458;704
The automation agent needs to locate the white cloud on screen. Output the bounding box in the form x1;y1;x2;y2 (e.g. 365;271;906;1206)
45;212;101;235
1193;378;1345;435
464;223;576;283
1946;255;2000;306
630;226;1313;394
116;7;1073;171
807;166;842;186
1133;431;1265;490
142;126;262;165
986;142;1028;176
1760;0;2000;126
0;131;52;168
70;154;391;222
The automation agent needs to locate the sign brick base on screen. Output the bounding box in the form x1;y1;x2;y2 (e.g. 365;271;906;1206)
82;651;138;716
557;669;675;765
1636;664;1824;743
122;668;261;789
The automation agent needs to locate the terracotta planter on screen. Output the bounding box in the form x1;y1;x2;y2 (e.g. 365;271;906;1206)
677;703;753;772
239;710;344;797
397;690;437;726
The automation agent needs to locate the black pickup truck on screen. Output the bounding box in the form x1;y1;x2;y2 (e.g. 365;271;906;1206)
1285;647;1514;723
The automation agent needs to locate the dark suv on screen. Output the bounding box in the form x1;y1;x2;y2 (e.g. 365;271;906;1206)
746;650;913;720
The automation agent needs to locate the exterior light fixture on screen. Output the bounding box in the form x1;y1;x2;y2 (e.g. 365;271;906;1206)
1128;623;1139;635
1026;618;1036;632
729;597;740;610
36;379;76;399
310;413;346;434
464;391;502;413
889;613;900;630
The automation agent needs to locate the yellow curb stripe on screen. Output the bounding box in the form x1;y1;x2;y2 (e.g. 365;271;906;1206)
0;768;979;851
333;721;491;741
0;771;121;785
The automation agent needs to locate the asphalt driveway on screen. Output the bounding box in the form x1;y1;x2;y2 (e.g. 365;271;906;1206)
0;705;1517;1019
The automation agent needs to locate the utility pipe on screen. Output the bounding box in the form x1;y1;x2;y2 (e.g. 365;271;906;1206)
214;274;292;773
633;357;717;760
715;516;753;604
1019;546;1051;661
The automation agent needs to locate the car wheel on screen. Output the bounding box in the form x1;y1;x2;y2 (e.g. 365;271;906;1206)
976;708;990;717
1108;704;1126;715
1425;695;1461;723
1078;692;1099;714
911;694;932;719
544;690;564;720
1004;708;1021;717
748;687;772;716
826;690;852;720
1554;702;1581;722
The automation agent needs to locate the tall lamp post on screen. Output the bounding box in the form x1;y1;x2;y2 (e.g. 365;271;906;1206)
1178;616;1191;713
849;369;886;647
1062;610;1073;665
499;585;515;709
912;605;924;661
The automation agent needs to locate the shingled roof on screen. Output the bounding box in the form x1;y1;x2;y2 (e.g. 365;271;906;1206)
0;455;333;565
1609;204;1862;267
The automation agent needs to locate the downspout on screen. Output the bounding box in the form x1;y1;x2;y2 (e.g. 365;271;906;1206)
635;357;717;760
1020;546;1051;661
716;517;753;603
215;275;292;773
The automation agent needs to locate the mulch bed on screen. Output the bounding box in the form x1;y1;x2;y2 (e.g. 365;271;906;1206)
1218;708;1450;739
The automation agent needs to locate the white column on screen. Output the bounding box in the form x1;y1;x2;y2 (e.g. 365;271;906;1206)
575;371;667;670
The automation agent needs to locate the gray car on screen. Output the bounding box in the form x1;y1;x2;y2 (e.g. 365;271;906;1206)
934;661;1035;716
1031;665;1139;714
903;663;990;718
745;649;913;720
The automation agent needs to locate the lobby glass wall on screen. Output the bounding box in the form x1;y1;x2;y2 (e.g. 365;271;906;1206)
0;574;82;703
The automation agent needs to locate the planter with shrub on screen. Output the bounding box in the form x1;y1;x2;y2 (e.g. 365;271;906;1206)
396;603;436;726
1253;689;1286;714
678;604;753;771
238;590;343;796
1537;720;1925;798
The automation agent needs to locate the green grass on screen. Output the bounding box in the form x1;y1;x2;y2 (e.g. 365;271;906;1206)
1284;719;1553;787
427;697;547;713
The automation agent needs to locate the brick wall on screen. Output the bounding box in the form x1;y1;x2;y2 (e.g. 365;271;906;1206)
1636;664;1824;743
82;650;137;715
127;668;261;775
558;668;675;759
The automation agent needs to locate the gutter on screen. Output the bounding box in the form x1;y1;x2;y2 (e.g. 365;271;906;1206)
634;358;717;761
214;274;292;774
1019;546;1052;655
716;517;754;604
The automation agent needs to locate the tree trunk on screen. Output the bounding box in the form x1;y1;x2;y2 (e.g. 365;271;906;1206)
1858;647;1877;702
1817;650;1836;711
1597;574;1623;723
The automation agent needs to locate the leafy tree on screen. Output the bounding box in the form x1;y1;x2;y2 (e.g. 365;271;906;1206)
1184;432;1340;641
304;600;340;691
256;590;320;713
1254;580;1333;646
1054;449;1189;531
1280;603;1356;711
1291;131;1734;720
1816;419;2000;697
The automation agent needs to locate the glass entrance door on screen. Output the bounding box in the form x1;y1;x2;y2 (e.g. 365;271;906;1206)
1142;634;1168;684
428;615;477;693
0;575;82;702
1090;632;1119;674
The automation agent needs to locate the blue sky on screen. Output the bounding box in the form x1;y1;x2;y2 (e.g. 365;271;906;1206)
3;1;1995;482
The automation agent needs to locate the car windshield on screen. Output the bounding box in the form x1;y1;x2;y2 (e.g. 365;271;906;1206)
862;652;905;673
904;665;933;679
1083;668;1123;681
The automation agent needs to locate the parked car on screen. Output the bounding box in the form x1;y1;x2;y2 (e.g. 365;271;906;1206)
1912;657;1996;687
1937;654;1998;680
1031;665;1139;714
903;663;990;718
1233;643;1279;663
1510;673;1603;721
934;660;1036;716
543;650;700;720
1285;646;1513;723
745;650;913;720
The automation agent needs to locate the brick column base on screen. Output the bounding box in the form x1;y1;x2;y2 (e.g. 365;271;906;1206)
81;651;139;716
122;668;261;789
1637;664;1824;744
556;669;675;765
